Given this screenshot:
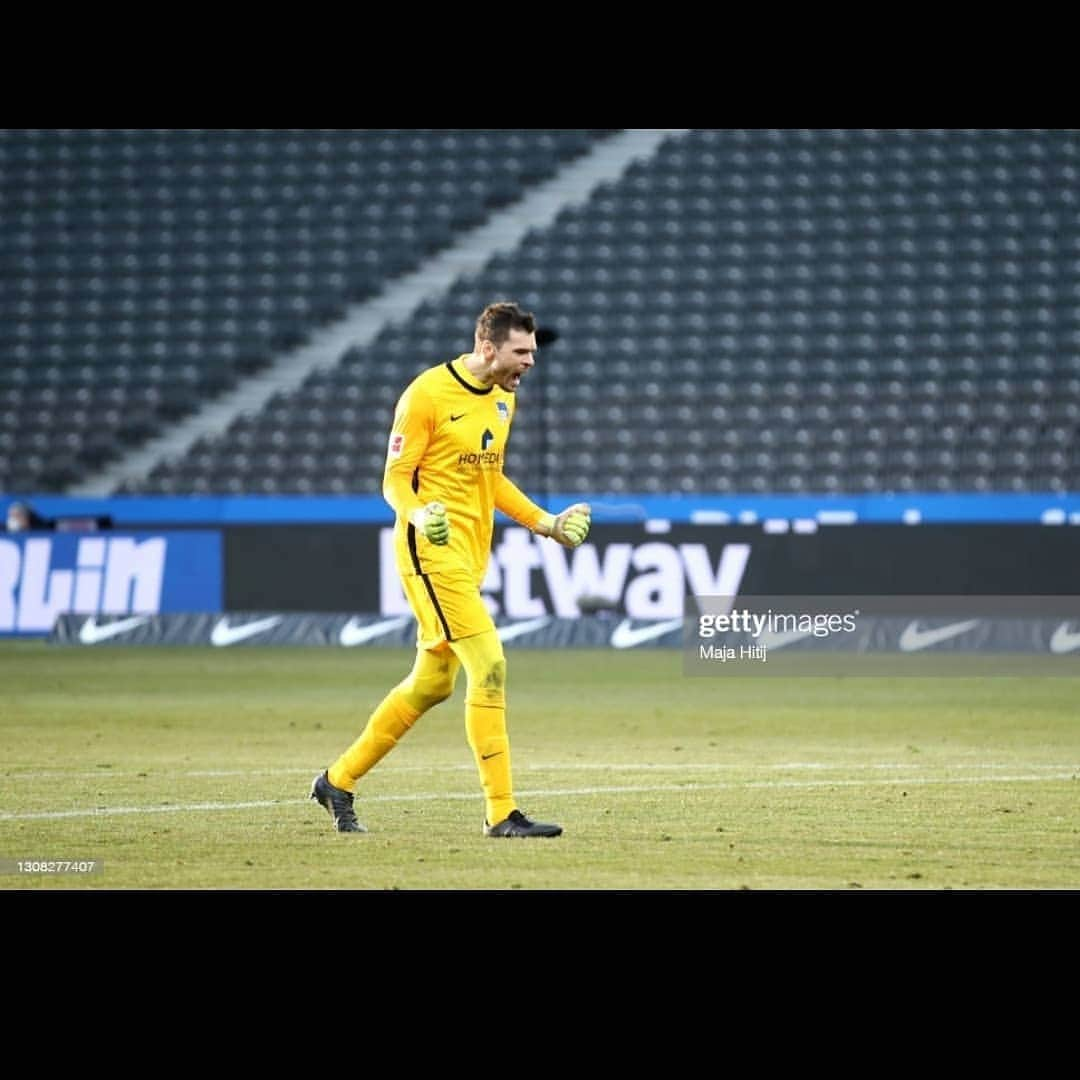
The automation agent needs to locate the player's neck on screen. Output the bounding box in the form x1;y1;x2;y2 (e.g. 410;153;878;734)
460;351;495;387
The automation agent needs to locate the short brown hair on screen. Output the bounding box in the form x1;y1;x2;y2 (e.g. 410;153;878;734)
475;301;537;347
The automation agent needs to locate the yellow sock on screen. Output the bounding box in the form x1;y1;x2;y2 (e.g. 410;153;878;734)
328;689;420;791
451;630;515;826
327;646;459;791
466;703;514;826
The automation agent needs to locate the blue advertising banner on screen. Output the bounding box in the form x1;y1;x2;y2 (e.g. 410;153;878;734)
0;531;222;637
5;492;1080;526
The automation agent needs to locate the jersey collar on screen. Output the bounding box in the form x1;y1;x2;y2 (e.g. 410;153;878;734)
446;356;494;395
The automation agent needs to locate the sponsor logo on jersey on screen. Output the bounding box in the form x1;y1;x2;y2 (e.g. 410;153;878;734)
457;450;504;468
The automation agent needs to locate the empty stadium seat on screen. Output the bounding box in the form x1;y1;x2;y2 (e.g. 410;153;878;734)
6;128;1079;497
1;128;615;493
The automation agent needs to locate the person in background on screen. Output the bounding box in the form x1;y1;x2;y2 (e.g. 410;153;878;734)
4;501;51;532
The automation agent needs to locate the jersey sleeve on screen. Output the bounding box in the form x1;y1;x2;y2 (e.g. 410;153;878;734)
382;384;434;521
494;473;547;531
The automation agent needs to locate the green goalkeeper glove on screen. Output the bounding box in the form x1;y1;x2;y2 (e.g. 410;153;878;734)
411;501;449;545
538;502;591;548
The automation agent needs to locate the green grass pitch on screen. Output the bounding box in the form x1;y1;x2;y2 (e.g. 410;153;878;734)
2;641;1078;890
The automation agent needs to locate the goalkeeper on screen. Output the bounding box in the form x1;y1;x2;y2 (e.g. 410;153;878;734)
311;301;590;838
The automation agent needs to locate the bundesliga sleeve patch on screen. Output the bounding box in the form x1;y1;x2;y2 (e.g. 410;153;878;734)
389;433;405;458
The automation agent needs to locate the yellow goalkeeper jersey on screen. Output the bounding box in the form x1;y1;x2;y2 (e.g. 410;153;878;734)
383;355;546;581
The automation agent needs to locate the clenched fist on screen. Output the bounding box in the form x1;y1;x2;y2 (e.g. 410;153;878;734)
411;501;449;545
548;503;591;548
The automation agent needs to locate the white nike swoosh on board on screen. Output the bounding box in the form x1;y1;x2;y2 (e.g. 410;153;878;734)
755;628;815;650
1049;622;1080;654
339;616;411;647
898;619;979;652
610;617;685;649
210;615;284;647
78;615;151;645
496;616;552;642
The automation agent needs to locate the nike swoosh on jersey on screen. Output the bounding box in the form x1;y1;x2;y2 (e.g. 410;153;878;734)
210;615;284;647
898;619;979;652
450;413;466;422
339;615;411;647
78;615;151;645
497;616;552;642
609;617;685;649
1049;622;1080;654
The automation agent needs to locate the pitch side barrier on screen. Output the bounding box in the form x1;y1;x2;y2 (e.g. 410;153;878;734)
223;522;1080;614
50;601;1080;677
6;521;1080;638
6;492;1080;527
4;495;1080;638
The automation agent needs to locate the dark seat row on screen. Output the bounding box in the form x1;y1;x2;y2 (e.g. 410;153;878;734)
5;128;1079;497
0;129;614;492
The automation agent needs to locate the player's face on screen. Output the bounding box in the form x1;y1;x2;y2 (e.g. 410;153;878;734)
486;328;536;392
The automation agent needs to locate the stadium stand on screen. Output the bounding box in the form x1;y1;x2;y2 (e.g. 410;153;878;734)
4;129;1079;497
0;129;615;494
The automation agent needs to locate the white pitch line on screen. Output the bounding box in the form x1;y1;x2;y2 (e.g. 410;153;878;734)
3;761;1076;782
0;772;1076;821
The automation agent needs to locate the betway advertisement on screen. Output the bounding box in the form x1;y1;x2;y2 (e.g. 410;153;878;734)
223;523;1080;616
0;532;222;636
380;528;749;618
